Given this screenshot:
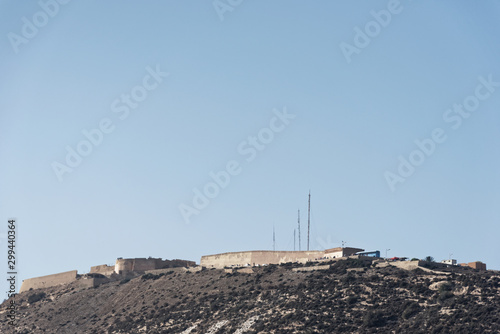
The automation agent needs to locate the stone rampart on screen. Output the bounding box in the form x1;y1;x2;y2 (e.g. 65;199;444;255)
90;264;115;276
76;277;110;289
201;251;253;268
20;270;77;293
115;258;197;275
115;258;157;275
201;250;325;268
144;266;202;275
251;251;324;266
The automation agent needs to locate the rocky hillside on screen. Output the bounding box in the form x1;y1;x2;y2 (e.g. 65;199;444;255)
1;259;499;333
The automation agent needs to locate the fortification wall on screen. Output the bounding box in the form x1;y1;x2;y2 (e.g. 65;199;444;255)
115;258;197;275
77;277;110;289
201;251;324;268
250;251;324;265
115;258;158;275
20;270;77;293
145;266;202;275
90;264;115;276
166;259;197;268
200;252;253;268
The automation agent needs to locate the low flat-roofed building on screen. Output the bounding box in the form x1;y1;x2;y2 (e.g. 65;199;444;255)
467;261;486;270
324;247;364;259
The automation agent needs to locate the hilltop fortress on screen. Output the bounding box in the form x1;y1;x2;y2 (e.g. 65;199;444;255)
19;248;364;293
19;246;488;294
19;257;195;293
200;247;364;268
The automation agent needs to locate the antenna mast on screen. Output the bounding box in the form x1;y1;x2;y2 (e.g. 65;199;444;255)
273;226;275;251
307;191;311;251
297;209;301;251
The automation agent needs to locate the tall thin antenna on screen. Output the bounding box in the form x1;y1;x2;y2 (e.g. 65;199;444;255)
273;226;275;251
297;209;301;251
307;190;311;251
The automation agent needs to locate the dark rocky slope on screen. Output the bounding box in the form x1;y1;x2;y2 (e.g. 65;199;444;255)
1;259;499;333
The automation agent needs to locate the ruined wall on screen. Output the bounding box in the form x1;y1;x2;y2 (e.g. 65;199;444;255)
90;264;115;276
164;259;196;268
77;277;110;289
114;258;195;275
145;266;202;275
20;270;77;293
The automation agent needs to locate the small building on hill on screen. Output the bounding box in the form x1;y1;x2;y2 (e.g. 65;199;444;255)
441;259;457;266
324;247;365;259
460;261;487;271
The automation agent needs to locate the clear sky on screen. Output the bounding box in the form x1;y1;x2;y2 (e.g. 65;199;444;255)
1;1;500;297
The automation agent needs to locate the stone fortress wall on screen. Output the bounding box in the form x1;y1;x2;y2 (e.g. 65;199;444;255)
20;270;78;293
113;258;196;275
19;248;372;292
89;264;115;276
200;247;365;268
19;247;489;294
20;257;196;293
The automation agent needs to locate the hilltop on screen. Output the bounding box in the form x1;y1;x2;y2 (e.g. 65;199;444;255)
1;259;499;333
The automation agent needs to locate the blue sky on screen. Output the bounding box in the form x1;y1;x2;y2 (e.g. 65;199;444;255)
1;0;500;297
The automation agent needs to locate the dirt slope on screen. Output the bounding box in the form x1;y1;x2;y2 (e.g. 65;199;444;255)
1;259;499;333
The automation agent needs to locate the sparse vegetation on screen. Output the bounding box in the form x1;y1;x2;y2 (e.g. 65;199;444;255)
27;292;46;304
1;259;498;333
